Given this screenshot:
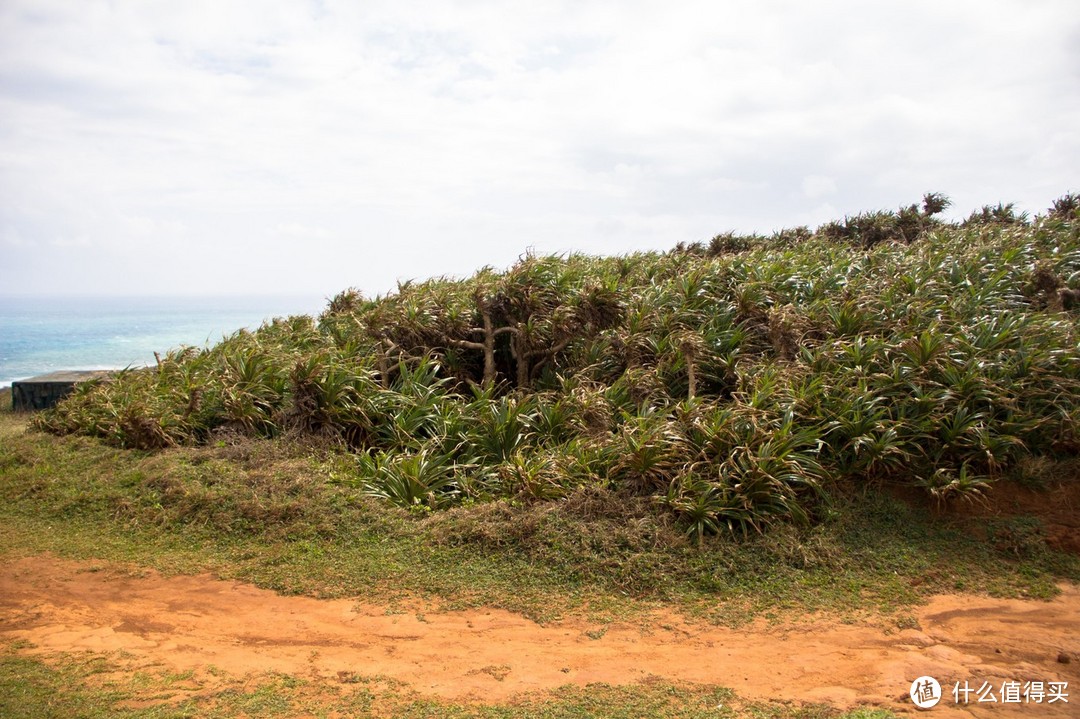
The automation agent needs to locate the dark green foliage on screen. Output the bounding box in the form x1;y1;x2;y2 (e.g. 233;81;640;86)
922;191;951;216
1050;192;1080;220
963;202;1029;227
32;195;1080;541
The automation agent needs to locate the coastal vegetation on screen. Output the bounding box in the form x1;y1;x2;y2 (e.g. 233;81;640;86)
30;193;1080;543
3;194;1080;718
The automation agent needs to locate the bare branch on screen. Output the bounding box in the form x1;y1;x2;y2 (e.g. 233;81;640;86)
448;338;485;351
526;336;573;360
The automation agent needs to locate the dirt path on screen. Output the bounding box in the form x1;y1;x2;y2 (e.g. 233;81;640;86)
1;555;1077;717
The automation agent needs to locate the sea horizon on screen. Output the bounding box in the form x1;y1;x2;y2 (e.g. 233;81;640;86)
0;294;328;388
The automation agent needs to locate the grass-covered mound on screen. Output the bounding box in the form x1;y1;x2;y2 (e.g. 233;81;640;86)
34;194;1080;543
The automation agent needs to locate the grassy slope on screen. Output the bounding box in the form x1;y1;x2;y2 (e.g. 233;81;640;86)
2;411;1076;622
0;397;1068;717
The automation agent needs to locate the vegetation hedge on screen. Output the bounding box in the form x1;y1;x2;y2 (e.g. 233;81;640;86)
34;194;1080;543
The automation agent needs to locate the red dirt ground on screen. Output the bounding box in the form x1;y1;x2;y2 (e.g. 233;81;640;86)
1;555;1077;717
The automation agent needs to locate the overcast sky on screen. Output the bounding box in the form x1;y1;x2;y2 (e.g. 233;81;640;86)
1;0;1077;300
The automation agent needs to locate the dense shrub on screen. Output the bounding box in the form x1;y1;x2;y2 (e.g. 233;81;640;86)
35;194;1080;540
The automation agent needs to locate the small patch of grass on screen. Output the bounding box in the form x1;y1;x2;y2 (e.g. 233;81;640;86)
0;650;136;719
467;664;512;682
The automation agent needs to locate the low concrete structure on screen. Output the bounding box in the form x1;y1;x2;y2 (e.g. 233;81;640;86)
11;370;114;411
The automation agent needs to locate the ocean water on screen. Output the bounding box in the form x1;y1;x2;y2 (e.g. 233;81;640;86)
0;295;327;387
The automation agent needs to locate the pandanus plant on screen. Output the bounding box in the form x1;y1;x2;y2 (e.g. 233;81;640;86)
32;192;1080;541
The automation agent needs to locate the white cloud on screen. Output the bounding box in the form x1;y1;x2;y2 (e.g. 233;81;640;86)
275;222;333;240
802;176;837;200
0;0;1078;296
48;234;92;248
1;225;34;247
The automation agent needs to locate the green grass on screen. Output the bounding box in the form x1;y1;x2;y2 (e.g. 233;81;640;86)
1;412;1076;626
0;643;897;719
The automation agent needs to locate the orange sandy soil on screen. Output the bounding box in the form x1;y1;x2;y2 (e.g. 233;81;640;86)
1;554;1077;717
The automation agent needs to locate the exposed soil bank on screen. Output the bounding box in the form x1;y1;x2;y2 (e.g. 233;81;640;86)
1;555;1077;717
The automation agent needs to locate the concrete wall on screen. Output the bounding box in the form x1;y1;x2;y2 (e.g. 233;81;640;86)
11;371;114;411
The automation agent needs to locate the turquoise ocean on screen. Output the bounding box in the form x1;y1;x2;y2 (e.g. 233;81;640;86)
0;295;327;388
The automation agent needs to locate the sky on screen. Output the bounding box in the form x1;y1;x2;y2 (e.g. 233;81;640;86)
1;0;1077;300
